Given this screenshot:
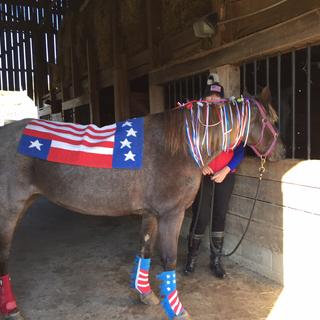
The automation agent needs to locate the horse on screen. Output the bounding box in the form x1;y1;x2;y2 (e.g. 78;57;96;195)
0;87;285;320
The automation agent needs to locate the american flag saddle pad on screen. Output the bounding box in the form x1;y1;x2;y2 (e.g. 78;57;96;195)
18;118;144;169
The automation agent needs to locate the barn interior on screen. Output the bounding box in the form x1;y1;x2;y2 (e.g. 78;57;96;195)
1;1;320;319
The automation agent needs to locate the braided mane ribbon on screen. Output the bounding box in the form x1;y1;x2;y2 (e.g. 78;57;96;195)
183;97;251;168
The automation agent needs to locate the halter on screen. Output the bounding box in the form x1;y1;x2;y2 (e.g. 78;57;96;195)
179;97;279;166
249;99;279;159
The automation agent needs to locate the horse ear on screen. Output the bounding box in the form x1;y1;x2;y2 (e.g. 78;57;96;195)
260;87;272;104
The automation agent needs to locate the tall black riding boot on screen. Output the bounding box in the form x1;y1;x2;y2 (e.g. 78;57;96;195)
184;234;203;275
210;232;226;279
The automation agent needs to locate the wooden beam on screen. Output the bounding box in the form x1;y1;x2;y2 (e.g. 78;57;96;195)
111;0;130;121
86;38;100;125
150;8;320;84
127;49;150;70
0;21;55;33
146;0;162;67
70;17;81;98
62;94;89;110
113;54;130;121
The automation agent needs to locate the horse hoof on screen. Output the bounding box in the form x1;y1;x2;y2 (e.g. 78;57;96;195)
140;291;160;305
4;310;25;320
174;310;192;320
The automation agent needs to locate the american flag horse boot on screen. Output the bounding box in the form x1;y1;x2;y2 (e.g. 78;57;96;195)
157;271;191;320
131;256;160;305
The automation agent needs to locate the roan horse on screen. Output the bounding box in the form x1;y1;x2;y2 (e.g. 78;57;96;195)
0;87;285;320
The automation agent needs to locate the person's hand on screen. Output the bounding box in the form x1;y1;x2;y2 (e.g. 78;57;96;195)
211;166;231;183
201;165;214;176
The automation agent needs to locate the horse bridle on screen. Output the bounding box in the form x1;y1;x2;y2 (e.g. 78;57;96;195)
249;99;279;159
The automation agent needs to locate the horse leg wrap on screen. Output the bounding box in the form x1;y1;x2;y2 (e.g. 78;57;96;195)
157;270;186;319
131;256;152;295
0;275;17;315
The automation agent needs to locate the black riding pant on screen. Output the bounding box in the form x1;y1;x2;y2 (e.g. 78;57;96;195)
189;173;236;235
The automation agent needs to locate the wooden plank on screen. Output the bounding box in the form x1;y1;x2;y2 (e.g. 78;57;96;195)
111;0;130;121
0;20;53;33
25;31;33;100
98;66;113;88
228;0;320;41
18;30;26;90
149;8;320;84
86;38;100;125
113;54;130;121
146;0;162;66
0;29;8;90
127;49;150;70
158;26;200;62
6;30;14;90
70;20;80;98
12;30;20;90
62;94;89;110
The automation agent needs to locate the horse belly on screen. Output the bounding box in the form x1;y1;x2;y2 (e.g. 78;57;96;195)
34;162;145;217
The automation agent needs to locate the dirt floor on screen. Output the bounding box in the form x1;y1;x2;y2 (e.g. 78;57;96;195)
8;197;282;320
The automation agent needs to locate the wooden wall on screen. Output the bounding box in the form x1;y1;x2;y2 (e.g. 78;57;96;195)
0;1;68;106
51;0;320;114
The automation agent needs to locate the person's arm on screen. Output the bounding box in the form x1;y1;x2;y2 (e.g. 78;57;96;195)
227;144;245;171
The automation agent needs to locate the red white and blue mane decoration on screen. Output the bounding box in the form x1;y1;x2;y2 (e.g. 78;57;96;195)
182;97;251;167
18;118;144;169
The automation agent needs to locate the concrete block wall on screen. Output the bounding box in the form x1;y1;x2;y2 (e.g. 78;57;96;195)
181;158;320;286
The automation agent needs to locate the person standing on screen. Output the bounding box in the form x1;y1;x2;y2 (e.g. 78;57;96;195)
184;74;245;278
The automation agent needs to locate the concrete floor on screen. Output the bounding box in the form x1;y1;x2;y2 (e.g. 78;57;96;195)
7;198;282;320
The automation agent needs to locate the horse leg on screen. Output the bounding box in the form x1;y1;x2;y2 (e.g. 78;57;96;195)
0;195;38;320
157;212;192;320
131;212;159;305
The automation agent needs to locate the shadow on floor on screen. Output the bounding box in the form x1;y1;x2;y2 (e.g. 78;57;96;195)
9;197;282;320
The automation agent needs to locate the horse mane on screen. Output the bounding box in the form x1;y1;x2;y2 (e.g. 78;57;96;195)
164;102;234;166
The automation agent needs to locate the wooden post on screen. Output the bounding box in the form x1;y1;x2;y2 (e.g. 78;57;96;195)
111;0;130;121
86;38;100;125
149;84;165;114
71;14;81;99
215;65;240;97
146;0;162;67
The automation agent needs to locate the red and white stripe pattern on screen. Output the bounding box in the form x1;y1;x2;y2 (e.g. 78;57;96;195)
135;268;151;294
24;119;116;167
19;118;144;169
167;289;183;316
135;259;151;295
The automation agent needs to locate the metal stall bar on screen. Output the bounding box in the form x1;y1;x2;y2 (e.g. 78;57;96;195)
198;74;202;98
307;45;311;159
192;75;195;99
242;63;246;93
277;53;281;129
291;50;296;159
168;81;171;108
185;78;188;101
173;80;177;106
266;57;270;88
254;60;257;95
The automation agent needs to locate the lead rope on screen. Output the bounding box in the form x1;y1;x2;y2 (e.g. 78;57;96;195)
207;156;266;257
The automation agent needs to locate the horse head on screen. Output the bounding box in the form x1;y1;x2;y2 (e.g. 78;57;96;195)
246;87;286;162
